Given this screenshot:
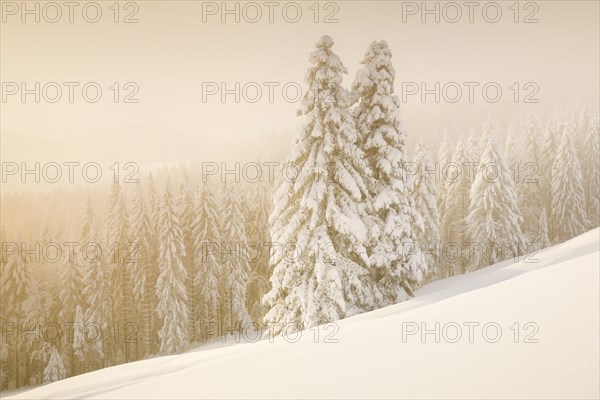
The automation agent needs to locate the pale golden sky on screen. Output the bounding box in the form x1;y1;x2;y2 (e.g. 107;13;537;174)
1;1;598;170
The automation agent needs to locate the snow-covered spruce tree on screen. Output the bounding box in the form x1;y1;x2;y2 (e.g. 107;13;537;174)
0;236;31;388
129;182;156;357
105;182;135;363
551;126;589;242
516;115;543;241
575;109;590;164
441;136;472;276
43;346;66;384
264;35;375;334
436;132;452;278
538;208;551;250
192;181;222;341
352;39;425;304
220;183;252;333
467;129;481;163
583;118;599;228
80;200;111;367
145;172;161;353
437;132;452;231
178;173;197;341
504;123;521;166
0;350;5;390
148;172;159;220
21;275;54;384
539;118;560;237
245;180;272;324
0;235;31;320
27;226;63;383
412;139;440;281
466;126;525;269
0;229;7;389
502;121;524;208
156;180;189;354
72;305;86;368
58;251;84;375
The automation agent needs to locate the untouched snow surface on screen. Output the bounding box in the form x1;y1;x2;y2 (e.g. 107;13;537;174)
6;229;600;399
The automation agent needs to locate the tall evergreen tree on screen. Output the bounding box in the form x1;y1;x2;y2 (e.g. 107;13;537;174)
504;123;521;166
21;275;54;384
551;125;589;242
437;132;452;230
72;305;86;372
582;118;600;228
178;173;196;341
466;126;525;269
540;118;560;238
441;136;472;276
80;200;110;367
412;139;440;281
352;39;425;304
538;208;551;250
43;346;66;384
129;182;156;357
192;182;222;341
467;129;481;163
574;109;590;165
105;182;134;363
220;183;252;332
147;172;159;224
0;229;7;388
518;115;543;240
156;180;189;354
0;236;31;388
264;36;375;334
245;181;272;323
58;252;84;375
145;172;161;353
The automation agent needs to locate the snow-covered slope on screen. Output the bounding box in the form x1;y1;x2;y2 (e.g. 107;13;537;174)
7;229;600;399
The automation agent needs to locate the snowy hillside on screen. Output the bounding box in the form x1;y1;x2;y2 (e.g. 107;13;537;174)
7;229;599;400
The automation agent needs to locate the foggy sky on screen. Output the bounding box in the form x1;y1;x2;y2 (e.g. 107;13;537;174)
1;1;598;180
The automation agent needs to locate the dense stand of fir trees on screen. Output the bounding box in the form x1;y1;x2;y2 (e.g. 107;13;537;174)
0;176;274;387
1;36;599;389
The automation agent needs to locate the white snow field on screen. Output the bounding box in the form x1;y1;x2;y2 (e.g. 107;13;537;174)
6;229;599;399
